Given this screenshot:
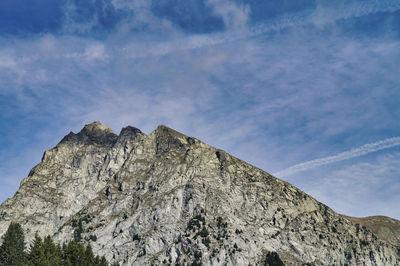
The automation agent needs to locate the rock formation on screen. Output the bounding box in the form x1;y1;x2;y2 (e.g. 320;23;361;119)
0;122;399;265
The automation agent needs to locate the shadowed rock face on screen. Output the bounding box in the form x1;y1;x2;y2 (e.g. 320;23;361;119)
60;121;119;146
0;122;399;265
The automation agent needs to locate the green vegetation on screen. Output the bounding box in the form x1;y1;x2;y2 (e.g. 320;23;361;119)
0;222;118;266
187;215;205;232
73;222;83;243
215;216;229;242
186;214;211;249
71;216;92;243
29;234;64;265
0;222;26;265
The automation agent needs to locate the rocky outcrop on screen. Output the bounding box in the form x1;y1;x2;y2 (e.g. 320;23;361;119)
0;122;399;265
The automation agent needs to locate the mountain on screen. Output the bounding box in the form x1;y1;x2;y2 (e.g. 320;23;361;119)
344;215;400;248
0;122;399;265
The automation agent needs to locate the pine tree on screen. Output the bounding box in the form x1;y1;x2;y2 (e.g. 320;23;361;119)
0;222;26;265
27;234;63;266
99;256;108;266
64;258;73;266
27;233;45;266
83;245;95;266
43;235;62;266
0;223;114;266
63;240;85;266
54;244;63;265
94;255;101;265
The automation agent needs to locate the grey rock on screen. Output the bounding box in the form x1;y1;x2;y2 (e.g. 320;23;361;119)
0;122;399;265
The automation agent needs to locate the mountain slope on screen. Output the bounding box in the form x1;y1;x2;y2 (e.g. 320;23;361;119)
0;122;399;265
344;215;400;248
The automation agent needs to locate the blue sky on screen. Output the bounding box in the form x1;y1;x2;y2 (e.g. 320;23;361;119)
0;0;399;219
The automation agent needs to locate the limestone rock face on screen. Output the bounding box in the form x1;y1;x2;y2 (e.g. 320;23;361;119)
0;122;399;265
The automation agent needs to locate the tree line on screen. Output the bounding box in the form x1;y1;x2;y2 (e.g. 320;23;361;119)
0;222;118;266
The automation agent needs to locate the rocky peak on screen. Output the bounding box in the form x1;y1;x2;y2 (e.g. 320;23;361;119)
81;121;115;136
79;121;118;146
0;122;399;266
152;125;197;156
119;126;143;138
59;121;118;147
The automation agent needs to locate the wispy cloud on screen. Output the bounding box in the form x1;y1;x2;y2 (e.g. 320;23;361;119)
275;137;400;177
206;0;250;30
310;0;400;27
1;0;399;219
120;0;400;59
292;151;400;218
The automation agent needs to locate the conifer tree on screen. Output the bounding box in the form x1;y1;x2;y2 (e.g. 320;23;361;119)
43;235;62;266
64;258;73;266
63;241;85;266
100;256;108;266
83;245;95;266
27;234;45;266
0;222;115;266
94;255;101;265
0;222;26;265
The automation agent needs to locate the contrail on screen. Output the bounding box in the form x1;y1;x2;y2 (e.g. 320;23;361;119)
250;0;400;36
125;0;400;59
275;136;400;177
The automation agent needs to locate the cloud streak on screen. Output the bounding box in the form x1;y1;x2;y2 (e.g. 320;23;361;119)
121;0;400;59
275;136;400;177
309;0;400;27
289;151;400;219
1;0;399;219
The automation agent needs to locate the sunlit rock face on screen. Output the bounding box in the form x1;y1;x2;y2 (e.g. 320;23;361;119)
0;122;399;265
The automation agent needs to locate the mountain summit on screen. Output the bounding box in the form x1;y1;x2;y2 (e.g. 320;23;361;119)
60;121;119;146
0;122;399;265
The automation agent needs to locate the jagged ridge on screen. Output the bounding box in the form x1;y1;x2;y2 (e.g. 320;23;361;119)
0;122;399;265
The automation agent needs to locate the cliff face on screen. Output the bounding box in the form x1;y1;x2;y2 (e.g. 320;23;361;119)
0;122;399;265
